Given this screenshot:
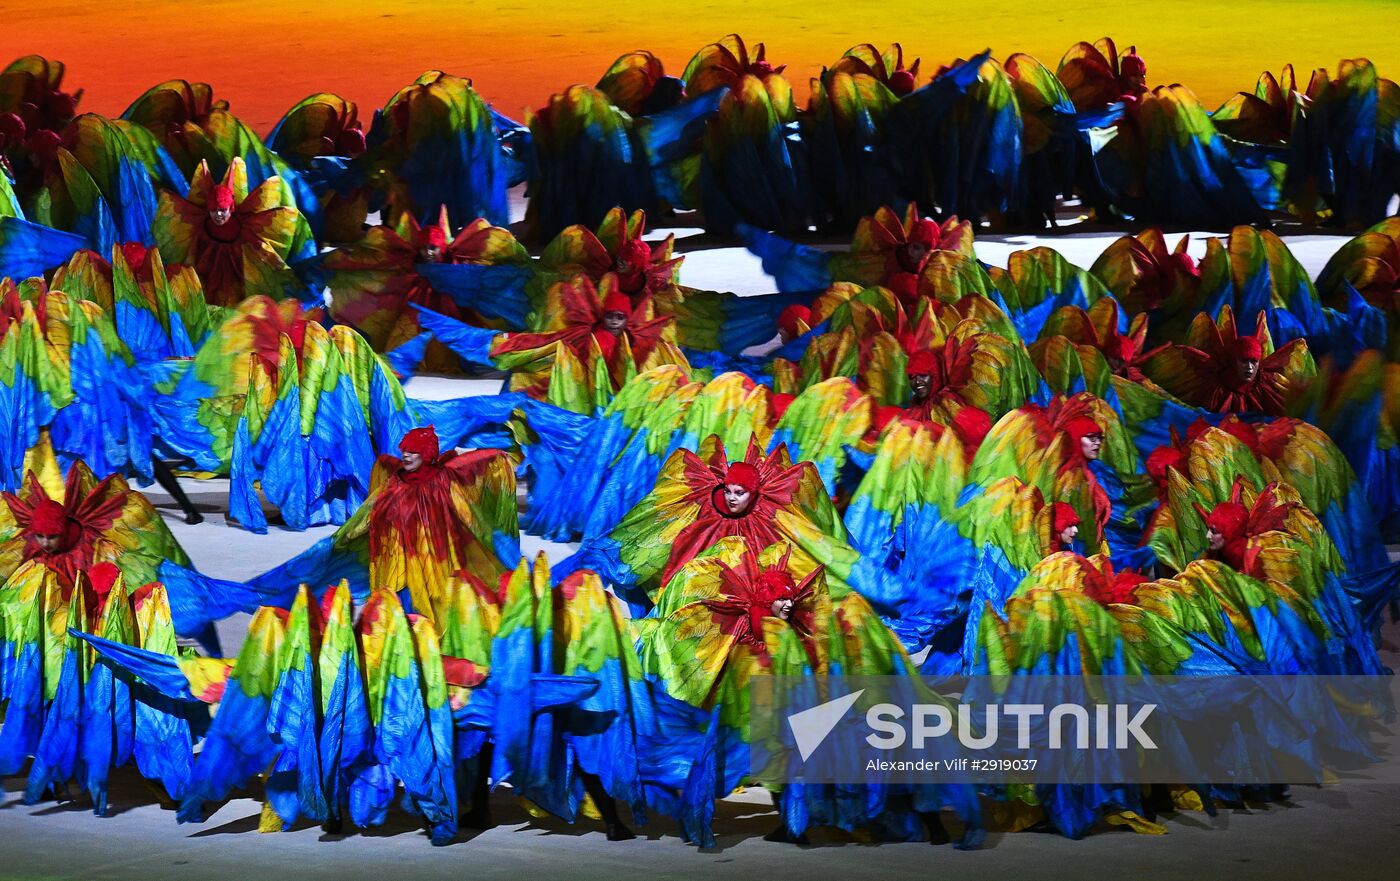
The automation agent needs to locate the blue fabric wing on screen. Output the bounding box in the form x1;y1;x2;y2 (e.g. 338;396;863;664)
415;262;534;329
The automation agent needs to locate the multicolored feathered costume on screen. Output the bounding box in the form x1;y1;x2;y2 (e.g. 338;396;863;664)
0;119;175;311
140;293;520;530
739;203;978;300
1;453;187;594
152;157;316;306
842;409;998;650
120;79;323;234
164;426;519;632
801;45;916;228
114;581;483;840
905;55;1023;224
1031;296;1166;389
1194;225;1385;360
519;367;872;545
0;57;80;159
1;562;206;810
145;295;322;475
0;113;182;276
78;557;727;844
967;546;1375;836
411;274;688;413
358;71;515;229
357;429;518;619
525;85;664;241
47;241;214;361
1089;228;1203;345
120;79;230;178
1296;349;1400;538
1281;59;1400;227
565;435;895;616
81;580;472;841
267;92;369;242
1057;40;1276;225
1004;51;1123;226
465;554;732;843
1027;295;1204;460
984;243;1111;340
687;36;811;235
410;206;670;333
963;394;1154;574
1142;308;1314;415
1316;217;1400;360
1146;469;1389;672
636;538;983;846
415;206;805;355
0;448;202;782
1143;415;1389;577
0;285;155;489
323;210;530;372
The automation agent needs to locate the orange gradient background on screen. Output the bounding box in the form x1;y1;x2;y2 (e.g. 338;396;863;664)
5;1;1396;132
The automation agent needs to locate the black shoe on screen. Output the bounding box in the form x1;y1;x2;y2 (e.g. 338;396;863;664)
321;816;343;834
921;813;951;845
606;823;637;842
462;807;494;830
763;824;808;845
184;511;204;525
1142;786;1175;821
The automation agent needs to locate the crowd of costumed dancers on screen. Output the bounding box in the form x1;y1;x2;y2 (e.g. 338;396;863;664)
1;37;1399;849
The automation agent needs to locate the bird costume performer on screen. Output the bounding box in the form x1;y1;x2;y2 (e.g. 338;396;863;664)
407;274;688;414
266;92;369;242
738;203;979;298
564;435;895;618
322;211;530;373
162;425;520;632
1142;308;1315;416
519;367;872;544
414;207;807;356
152;157;316;306
0;446;204;783
637;538;984;847
1056;40;1276;226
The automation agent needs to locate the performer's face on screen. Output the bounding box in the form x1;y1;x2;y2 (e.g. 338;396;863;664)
209;205;233;226
908;372;932;400
601;310;628;333
722;483;754;515
402;450;424;472
1058;524;1079;546
1080;432;1104;460
418;244;442;263
34;532;64;554
905;240;929;266
1236;358;1260;383
1206;525;1226;551
770;596;794;620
